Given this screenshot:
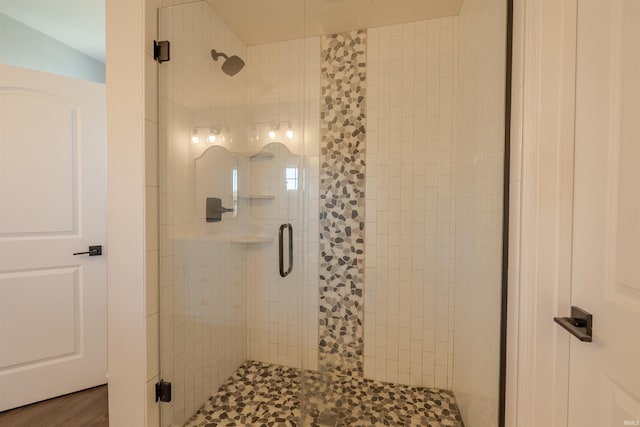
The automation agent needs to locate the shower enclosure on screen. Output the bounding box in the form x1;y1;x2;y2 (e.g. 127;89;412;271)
157;0;509;425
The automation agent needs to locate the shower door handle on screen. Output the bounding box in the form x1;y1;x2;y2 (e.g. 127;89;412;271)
279;223;293;278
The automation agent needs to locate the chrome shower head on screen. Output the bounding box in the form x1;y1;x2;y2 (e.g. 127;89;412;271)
211;49;245;76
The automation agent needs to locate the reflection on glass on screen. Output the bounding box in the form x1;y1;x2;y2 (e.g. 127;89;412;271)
286;167;298;191
194;145;238;224
232;167;238;216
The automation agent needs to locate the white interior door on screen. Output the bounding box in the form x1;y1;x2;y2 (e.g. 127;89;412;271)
567;0;640;425
0;64;107;411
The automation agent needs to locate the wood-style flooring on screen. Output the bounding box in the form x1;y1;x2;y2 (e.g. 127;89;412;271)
0;385;108;427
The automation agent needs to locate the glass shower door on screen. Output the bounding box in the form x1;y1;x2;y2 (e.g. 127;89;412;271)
157;2;308;426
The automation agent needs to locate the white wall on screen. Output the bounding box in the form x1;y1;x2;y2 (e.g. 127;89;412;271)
106;0;148;425
106;0;164;424
453;0;507;424
0;13;105;83
364;18;458;389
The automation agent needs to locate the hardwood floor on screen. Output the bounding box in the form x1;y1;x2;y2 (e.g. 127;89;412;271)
0;385;108;427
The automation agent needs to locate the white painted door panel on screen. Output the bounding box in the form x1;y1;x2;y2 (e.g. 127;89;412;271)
0;64;106;411
568;0;640;426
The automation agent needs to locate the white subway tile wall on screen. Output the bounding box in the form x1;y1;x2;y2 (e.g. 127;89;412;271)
244;144;304;368
302;36;322;372
365;18;458;389
245;38;321;370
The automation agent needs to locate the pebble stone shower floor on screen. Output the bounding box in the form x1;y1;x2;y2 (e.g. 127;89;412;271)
184;360;464;427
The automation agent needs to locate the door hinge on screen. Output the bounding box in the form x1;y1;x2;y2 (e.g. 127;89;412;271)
155;381;172;402
154;40;170;63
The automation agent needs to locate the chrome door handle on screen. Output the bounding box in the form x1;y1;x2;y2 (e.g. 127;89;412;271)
554;306;592;342
279;223;293;277
73;245;103;256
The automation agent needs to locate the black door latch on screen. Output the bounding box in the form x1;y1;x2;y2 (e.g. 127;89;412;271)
73;245;102;256
554;306;593;342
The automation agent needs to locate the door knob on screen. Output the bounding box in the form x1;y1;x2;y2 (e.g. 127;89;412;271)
73;245;103;256
554;306;592;342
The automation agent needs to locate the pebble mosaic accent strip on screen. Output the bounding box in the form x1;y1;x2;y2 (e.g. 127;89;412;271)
318;30;367;377
184;360;464;427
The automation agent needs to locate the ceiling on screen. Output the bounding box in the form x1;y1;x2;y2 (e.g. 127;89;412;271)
0;0;105;63
0;0;461;64
208;0;464;46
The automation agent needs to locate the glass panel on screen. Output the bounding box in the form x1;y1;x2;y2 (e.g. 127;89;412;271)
158;0;508;425
302;1;507;426
158;2;307;426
